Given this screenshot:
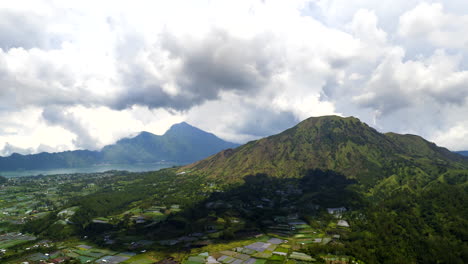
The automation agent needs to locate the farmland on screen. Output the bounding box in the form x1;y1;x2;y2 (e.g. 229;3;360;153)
0;169;362;263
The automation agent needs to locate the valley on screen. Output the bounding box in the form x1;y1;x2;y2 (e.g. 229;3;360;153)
0;116;466;264
0;169;364;264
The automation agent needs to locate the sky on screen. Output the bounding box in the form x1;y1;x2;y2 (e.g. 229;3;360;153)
1;0;468;156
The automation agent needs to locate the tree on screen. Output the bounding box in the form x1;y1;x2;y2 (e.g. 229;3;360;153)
0;175;8;184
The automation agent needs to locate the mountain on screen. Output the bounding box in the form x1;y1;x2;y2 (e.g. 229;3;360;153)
0;150;102;171
183;116;468;184
177;115;468;262
0;122;239;171
456;151;468;156
100;122;239;163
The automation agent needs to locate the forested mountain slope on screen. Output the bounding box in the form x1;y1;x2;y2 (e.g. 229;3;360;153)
0;122;239;171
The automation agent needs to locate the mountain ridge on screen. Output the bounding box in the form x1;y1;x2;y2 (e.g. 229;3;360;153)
100;122;239;164
183;115;468;184
0;122;239;171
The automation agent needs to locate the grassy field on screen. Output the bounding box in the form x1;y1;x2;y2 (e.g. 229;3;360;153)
122;252;157;264
0;239;29;248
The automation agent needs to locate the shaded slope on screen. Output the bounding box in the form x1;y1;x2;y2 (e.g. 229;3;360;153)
184;116;468;184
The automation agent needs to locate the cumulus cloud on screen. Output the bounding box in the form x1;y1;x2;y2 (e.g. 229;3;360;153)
2;0;468;153
0;46;115;112
0;107;76;154
185;92;301;142
42;106;100;150
0;142;70;157
398;3;468;50
0;10;49;50
112;30;285;111
0;143;34;156
353;49;468;115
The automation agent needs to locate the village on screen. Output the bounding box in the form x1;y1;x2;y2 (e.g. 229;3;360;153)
0;170;361;264
0;206;356;264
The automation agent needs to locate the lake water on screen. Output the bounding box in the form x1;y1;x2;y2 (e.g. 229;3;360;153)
0;162;181;178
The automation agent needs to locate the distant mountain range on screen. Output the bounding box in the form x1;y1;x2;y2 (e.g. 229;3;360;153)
0;122;239;171
456;151;468;156
184;115;468;184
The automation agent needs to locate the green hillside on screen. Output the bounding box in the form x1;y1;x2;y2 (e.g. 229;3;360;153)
184;116;468;185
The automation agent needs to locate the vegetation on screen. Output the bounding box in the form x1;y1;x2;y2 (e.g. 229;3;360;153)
0;175;7;184
344;182;468;263
185;116;467;186
1;115;467;263
0;122;238;171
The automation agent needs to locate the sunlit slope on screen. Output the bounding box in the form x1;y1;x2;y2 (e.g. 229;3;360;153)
184;116;468;184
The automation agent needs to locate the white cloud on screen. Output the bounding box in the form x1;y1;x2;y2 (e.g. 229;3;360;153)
2;0;468;153
354;49;468;113
349;9;387;45
0;107;75;153
398;2;468;50
432;120;468;151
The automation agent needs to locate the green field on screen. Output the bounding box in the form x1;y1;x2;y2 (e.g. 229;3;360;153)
0;239;29;249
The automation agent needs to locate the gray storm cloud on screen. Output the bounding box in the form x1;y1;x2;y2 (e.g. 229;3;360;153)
111;30;285;111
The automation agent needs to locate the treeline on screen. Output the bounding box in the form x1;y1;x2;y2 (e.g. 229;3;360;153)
158;170;362;236
22;168;211;237
315;182;468;264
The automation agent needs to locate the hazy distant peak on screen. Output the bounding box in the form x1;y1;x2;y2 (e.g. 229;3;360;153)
136;131;156;137
168;121;196;130
165;121;206;136
0;122;239;171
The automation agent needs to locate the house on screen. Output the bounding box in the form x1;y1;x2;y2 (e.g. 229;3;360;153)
288;220;307;225
287;213;299;220
337;220;350;227
327;207;347;217
273;251;287;256
49;257;69;264
289;252;315;261
131;215;147;224
92;219;109;224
